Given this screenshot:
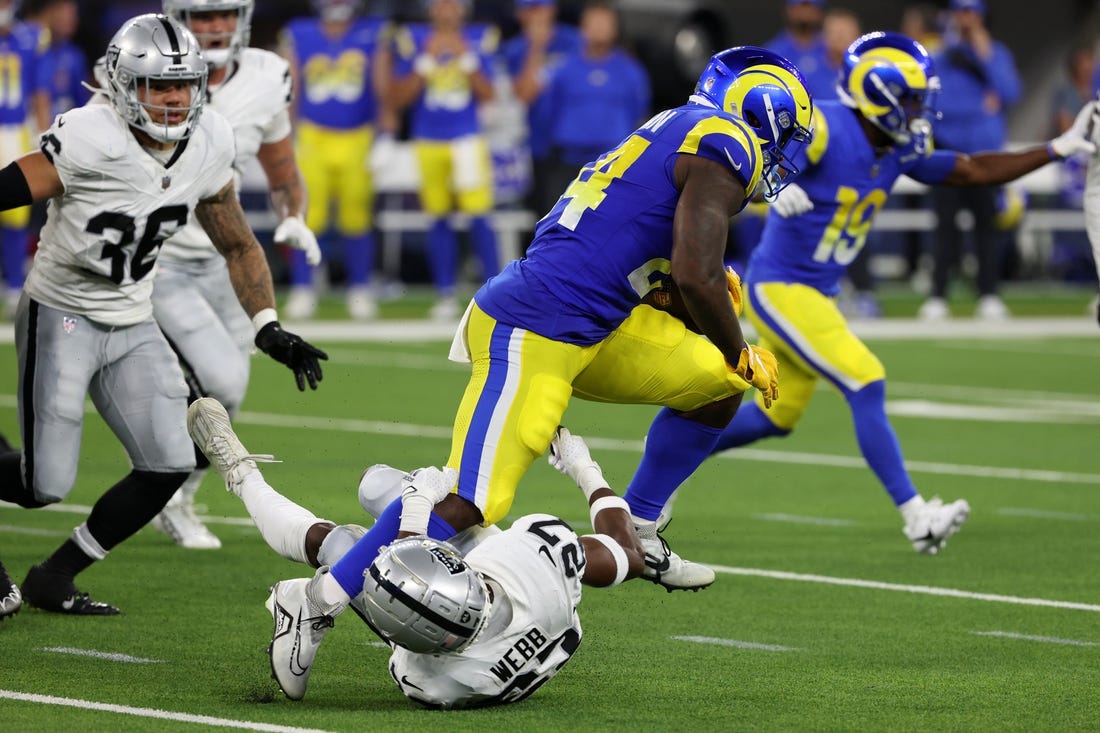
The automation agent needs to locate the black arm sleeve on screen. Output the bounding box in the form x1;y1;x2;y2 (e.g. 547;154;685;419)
0;161;33;212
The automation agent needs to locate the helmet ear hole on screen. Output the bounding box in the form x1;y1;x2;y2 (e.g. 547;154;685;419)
743;110;761;128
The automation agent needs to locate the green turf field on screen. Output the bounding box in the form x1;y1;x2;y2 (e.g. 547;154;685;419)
1;317;1098;732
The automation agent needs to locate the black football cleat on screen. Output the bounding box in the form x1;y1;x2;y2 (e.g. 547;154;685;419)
21;564;120;615
0;560;22;620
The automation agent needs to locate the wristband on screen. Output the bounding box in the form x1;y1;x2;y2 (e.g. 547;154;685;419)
575;463;606;501
252;307;278;335
399;493;433;536
585;533;629;586
1047;141;1063;161
589;495;629;528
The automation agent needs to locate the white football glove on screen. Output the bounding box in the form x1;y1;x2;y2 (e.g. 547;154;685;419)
1049;100;1100;159
274;215;322;266
769;182;814;218
549;426;606;500
398;466;458;536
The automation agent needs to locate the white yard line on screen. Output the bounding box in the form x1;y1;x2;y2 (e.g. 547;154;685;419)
0;524;66;537
753;513;858;527
0;690;337;733
970;631;1099;647
39;647;163;664
710;565;1100;613
671;635;798;652
885;400;1100;424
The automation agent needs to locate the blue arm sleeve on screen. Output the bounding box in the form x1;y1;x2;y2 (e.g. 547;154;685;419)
987;44;1022;107
907;150;958;185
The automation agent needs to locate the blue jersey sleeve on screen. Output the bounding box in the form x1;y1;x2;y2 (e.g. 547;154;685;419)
674;114;762;193
907;149;957;185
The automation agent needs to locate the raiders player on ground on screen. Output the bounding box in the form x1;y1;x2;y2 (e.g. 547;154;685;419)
150;0;323;551
0;13;326;616
184;395;644;708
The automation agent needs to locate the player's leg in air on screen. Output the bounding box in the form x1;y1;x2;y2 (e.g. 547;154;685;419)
712;282;970;554
573;304;758;591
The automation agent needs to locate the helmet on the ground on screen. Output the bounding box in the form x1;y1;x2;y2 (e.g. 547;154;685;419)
360;537;491;654
692;46;814;201
104;14;208;142
838;31;939;145
163;0;254;69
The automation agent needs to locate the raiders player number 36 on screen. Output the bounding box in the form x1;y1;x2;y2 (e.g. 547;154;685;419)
0;13;326;617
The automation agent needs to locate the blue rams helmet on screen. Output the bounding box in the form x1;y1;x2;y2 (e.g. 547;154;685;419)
838;31;939;146
693;46;814;201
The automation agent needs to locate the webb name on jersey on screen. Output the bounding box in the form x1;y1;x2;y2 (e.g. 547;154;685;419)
388;514;584;709
24;104;235;326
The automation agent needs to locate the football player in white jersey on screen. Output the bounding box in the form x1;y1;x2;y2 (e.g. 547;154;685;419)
185;396;644;708
0;14;327;615
150;0;323;551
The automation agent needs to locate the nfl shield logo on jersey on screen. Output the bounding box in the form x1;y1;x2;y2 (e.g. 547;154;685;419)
162;175;172;190
62;316;77;334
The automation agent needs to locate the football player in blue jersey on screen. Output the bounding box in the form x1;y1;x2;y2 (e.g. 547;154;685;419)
634;32;1098;556
258;48;813;646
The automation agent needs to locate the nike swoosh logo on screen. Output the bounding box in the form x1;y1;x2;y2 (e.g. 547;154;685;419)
400;675;425;692
724;148;743;171
289;608;310;676
57;118;65;127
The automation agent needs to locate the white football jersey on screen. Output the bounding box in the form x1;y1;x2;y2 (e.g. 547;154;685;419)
388;514;585;709
161;48;292;261
24;104;235;326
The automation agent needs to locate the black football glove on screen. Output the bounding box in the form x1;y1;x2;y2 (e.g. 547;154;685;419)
255;322;328;391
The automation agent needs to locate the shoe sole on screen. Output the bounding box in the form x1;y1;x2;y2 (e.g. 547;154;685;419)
264;584;302;701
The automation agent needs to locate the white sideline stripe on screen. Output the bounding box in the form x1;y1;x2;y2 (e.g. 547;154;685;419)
40;647;163;664
672;635;797;652
886;400;1100;425
322;348;464;371
936;341;1100;357
996;507;1092;521
754;513;858;527
889;381;1100;406
710;565;1100;613
970;631;1099;647
0;524;66;537
0;501;256;527
0;690;338;733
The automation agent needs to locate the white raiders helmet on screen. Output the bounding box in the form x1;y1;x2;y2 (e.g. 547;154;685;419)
163;0;253;69
104;13;208;143
360;537;491;654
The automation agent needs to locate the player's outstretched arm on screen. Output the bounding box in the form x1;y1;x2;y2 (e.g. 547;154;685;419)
941;100;1099;187
197;181;328;390
0;152;63;211
548;427;645;587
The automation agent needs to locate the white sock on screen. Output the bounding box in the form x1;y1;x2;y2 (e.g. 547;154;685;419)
317;569;351;605
633;517;658;540
236;471;320;564
898;495;926;525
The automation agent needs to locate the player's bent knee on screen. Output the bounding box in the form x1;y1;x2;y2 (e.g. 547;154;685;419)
679;393;743;429
358;464;406;518
314;522;361;568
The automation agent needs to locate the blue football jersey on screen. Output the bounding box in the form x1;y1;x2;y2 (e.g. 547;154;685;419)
0;22;48;126
283;17;388;129
748;100;957;296
475;103;763;345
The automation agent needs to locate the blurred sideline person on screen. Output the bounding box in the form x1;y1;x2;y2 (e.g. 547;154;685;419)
26;0;88;118
297;47;810;615
540;0;650;211
1083;102;1100;325
281;0;390;320
765;0;832;101
0;14;327;614
148;0;323;550
0;0;50;318
390;0;500;321
639;32;1093;556
920;0;1021;321
502;0;581;217
185;397;644;707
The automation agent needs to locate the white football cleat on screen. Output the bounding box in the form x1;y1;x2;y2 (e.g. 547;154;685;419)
639;533;715;592
429;296;460;321
917;297;950;321
976;294;1010;321
0;560;21;620
152;491;221;550
346;287;378;321
265;569;343;701
186;398;276;496
903;497;971;555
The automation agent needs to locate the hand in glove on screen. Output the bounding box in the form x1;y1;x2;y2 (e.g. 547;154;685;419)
274;215;322;266
725;266;744;317
549;426;607;500
769;182;814;218
730;344;780;409
1049;100;1100;159
254;321;328;391
399;466;458;536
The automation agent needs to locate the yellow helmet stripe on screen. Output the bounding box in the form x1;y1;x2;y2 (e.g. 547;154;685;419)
722;63;813;130
847;48;929;115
